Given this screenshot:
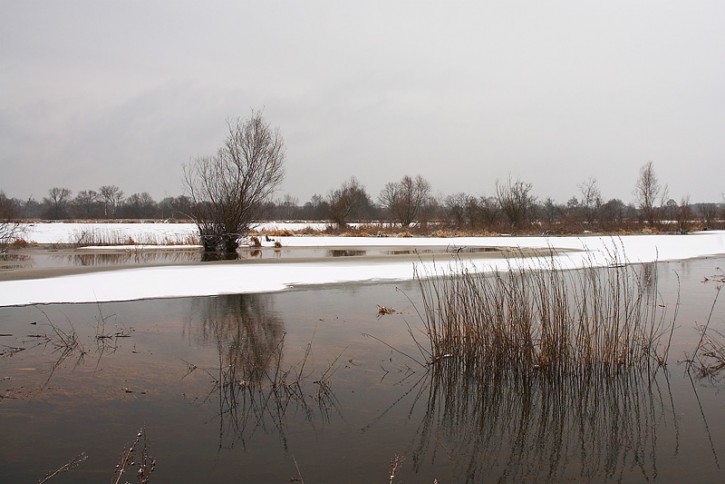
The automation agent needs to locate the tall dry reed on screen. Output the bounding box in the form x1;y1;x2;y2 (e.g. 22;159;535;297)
416;252;675;382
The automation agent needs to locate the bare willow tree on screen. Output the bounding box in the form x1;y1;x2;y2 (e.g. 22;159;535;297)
327;177;373;229
378;175;431;227
185;112;286;253
634;161;661;226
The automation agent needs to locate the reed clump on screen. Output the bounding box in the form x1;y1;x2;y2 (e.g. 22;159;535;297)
417;253;674;382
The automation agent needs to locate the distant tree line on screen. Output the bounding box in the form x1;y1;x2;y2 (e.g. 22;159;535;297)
1;187;194;221
5;109;722;256
1;160;723;234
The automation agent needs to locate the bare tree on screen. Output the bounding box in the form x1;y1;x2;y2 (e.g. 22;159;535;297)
578;177;602;226
279;194;299;220
634;161;661;226
301;194;328;220
600;198;626;228
0;192;22;249
43;187;72;219
73;190;101;219
99;185;124;219
470;196;500;230
185;111;286;253
542;197;561;228
159;195;192;220
675;196;692;234
700;203;719;229
327;177;372;229
444;193;469;229
122;192;157;219
495;176;535;229
378;175;431;227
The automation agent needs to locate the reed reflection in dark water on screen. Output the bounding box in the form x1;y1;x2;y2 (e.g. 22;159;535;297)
408;362;677;483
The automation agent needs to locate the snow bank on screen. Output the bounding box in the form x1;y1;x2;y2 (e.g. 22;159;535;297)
21;222;199;245
19;221;331;245
1;231;722;307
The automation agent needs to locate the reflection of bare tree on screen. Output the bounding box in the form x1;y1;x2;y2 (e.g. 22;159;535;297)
191;294;339;449
196;294;284;387
327;249;367;257
410;365;676;482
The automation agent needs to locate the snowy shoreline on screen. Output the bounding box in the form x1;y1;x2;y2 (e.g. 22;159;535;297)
1;223;723;307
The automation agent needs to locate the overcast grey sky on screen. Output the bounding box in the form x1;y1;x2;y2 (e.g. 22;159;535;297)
2;1;724;205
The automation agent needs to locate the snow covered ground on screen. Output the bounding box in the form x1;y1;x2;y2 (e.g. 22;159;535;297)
18;221;332;245
1;223;723;307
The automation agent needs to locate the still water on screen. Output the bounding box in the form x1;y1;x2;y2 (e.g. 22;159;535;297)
1;257;724;482
0;245;504;271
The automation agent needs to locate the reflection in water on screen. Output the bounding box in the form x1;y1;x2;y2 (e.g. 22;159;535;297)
196;294;284;387
0;252;30;269
406;360;677;482
54;250;200;266
192;294;337;449
327;249;367;257
201;251;241;262
398;260;684;481
3;245;514;273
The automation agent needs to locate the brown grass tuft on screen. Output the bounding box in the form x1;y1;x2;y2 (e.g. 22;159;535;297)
416;252;676;382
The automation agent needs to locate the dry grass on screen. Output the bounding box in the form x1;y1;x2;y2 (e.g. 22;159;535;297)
112;428;156;484
36;452;89;483
70;228;200;247
415;253;676;382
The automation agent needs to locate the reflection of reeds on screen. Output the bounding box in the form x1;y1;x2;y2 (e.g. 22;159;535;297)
411;364;674;482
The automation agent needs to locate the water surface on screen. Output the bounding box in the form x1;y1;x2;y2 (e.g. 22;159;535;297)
1;258;724;482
